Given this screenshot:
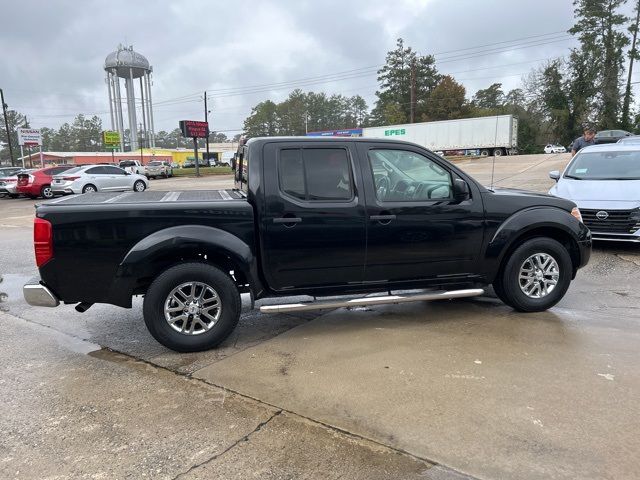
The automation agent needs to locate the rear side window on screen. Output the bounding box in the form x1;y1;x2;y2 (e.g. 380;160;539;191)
278;148;353;201
103;166;126;175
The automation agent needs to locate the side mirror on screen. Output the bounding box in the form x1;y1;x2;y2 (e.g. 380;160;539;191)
549;170;560;181
452;178;470;202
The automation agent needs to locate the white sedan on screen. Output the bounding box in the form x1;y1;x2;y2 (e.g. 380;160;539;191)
544;144;567;154
51;165;149;195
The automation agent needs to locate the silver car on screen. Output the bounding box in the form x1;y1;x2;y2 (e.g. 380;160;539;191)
0;169;34;198
51;165;149;195
548;144;640;242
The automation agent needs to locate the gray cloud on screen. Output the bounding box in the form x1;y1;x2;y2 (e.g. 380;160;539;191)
0;0;634;134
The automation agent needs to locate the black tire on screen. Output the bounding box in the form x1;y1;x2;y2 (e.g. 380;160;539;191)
143;262;241;352
82;184;97;194
498;237;572;312
493;148;504;157
41;185;54;199
8;194;19;199
480;149;490;157
133;180;146;192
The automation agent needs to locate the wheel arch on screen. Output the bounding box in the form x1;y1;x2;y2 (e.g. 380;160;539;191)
115;225;263;301
486;208;585;282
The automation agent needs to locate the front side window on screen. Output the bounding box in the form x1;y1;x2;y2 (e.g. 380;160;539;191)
86;166;107;175
278;148;353;201
368;149;452;201
103;166;126;175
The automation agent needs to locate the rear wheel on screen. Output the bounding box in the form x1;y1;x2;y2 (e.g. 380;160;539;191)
143;263;241;352
480;149;490;157
496;237;572;312
133;180;146;192
41;185;54;199
493;148;504;157
82;184;97;194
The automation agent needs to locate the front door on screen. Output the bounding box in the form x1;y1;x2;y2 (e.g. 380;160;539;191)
357;143;485;284
261;142;367;291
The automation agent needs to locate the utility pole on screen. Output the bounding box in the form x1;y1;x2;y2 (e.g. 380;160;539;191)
409;59;416;123
623;1;640;129
204;91;210;166
1;88;16;166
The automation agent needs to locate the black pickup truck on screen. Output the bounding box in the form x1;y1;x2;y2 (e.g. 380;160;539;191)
24;137;591;351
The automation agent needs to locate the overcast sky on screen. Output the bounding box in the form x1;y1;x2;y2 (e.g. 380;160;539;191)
0;0;636;135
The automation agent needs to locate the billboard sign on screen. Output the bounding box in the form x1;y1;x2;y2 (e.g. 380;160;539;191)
102;130;121;148
17;128;42;146
179;120;209;138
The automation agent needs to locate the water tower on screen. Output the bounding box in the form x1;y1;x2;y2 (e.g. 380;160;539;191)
104;45;155;151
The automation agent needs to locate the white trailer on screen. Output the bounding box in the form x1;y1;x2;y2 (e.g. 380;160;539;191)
362;115;518;156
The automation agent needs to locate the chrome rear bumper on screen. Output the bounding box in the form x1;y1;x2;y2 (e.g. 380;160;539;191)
23;278;60;307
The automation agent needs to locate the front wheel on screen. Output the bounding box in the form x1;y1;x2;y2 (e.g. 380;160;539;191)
143;263;241;352
133;180;146;192
495;237;572;312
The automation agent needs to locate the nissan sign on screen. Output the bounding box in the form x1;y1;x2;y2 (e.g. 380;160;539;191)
18;128;42;146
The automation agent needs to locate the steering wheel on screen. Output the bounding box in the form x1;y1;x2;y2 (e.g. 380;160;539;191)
376;176;390;200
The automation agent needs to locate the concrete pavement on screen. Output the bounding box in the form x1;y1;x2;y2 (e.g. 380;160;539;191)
1;152;639;479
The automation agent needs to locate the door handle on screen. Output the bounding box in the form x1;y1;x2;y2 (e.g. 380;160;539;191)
273;217;302;225
370;214;396;222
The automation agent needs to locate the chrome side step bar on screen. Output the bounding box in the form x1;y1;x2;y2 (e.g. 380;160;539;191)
259;288;484;314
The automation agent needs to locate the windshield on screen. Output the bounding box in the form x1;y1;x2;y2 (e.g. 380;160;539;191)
148;161;162;166
565;150;640;180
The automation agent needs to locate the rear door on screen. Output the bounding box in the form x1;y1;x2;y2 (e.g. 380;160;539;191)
84;166;115;191
260;141;367;291
357;142;485;283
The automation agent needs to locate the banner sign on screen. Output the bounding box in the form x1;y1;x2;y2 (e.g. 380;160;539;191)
18;128;42;146
306;128;363;137
179;120;209;138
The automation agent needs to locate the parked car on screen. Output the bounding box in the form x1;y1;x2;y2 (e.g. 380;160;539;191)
549;144;640;243
182;158;209;168
16;165;75;199
0;169;35;198
544;144;567;154
0;166;22;178
594;130;633;144
118;159;146;175
146;160;173;179
24;137;591;352
51;165;149;194
616;135;640;145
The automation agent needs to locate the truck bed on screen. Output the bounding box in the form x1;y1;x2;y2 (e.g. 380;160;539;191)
46;189;245;206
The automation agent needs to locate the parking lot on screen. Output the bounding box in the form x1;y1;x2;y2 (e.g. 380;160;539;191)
1;153;639;479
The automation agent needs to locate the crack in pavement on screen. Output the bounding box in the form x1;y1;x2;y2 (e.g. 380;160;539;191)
171;410;284;480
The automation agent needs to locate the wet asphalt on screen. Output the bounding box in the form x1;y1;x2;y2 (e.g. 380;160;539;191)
1;154;639;479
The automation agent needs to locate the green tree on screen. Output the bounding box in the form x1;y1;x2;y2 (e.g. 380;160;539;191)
71;114;102;151
472;83;505;110
371;38;440;125
243;100;279;137
210;132;228;142
570;0;629;128
423;75;468;121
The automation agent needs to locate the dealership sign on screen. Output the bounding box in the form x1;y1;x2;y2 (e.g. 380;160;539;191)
18;128;42;146
179;120;209;138
102;130;121;150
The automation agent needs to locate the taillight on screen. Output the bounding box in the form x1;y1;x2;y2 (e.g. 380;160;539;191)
62;176;80;181
34;217;53;267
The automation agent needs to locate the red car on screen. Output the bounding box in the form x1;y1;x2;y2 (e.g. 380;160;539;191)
17;165;74;199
